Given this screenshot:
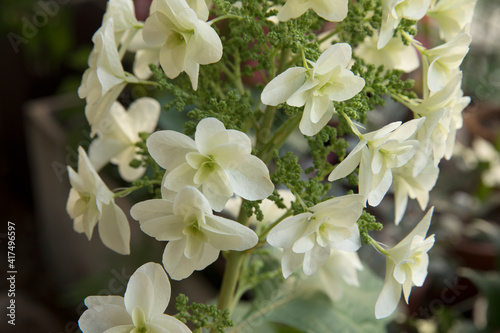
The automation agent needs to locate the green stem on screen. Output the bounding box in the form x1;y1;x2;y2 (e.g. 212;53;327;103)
217;251;245;312
368;235;389;256
208;14;242;25
113;180;161;198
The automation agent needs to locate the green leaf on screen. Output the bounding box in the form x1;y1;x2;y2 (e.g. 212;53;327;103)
231;267;390;333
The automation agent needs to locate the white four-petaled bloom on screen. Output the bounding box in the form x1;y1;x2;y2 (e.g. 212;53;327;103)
142;0;223;90
79;262;192;333
267;194;365;278
277;0;348;22
328;117;424;207
89;97;161;182
147;117;274;211
66;147;130;255
78;18;138;131
261;43;365;136
375;208;435;319
130;186;259;280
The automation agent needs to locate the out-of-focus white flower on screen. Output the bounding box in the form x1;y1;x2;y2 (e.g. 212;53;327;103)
375;208;435;319
315;249;364;301
427;0;478;42
147;117;274;211
88;98;161;182
130;186;258;280
261;43;365;136
66;147;130;255
354;32;420;73
328;117;424;207
472;138;500;187
79;262;191;333
277;0;348;22
267;194;365;278
79;19;138;130
393;158;439;225
142;0;222;90
425;30;471;92
378;0;431;49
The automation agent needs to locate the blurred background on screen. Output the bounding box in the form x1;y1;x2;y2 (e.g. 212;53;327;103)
0;0;499;332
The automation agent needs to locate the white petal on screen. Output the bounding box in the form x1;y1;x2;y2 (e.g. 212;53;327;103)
147;130;196;170
311;0;348;21
267;213;311;249
84;296;125;308
98;203;131;255
328;141;366;181
192;21;223;65
281;248;305;278
225;155;274;201
130;199;174;221
277;0;309;21
203;215;258;250
375;263;402;319
164;163;198;192
139;215;185;241
303;245;330;275
299;97;334;136
367;166;393;206
79;304;132;333
315;43;352;75
151;314;192;333
261;67;307;106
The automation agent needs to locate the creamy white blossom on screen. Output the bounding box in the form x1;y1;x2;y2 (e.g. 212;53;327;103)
427;0;478;42
378;0;431;49
66;147;130;255
79;262;191;333
89;98;161;182
424;30;471;92
142;0;223;90
277;0;348;22
354;32;420;73
261;43;365;136
127;29;162;80
147;117;274;211
328;117;424;207
267;194;365;278
312;249;364;301
375;208;435;318
78;19;138;130
130;186;258;280
410;71;470;168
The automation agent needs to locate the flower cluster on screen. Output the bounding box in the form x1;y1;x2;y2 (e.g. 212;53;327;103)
68;0;476;331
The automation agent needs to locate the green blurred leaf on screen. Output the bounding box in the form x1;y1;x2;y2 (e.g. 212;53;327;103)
232;266;390;333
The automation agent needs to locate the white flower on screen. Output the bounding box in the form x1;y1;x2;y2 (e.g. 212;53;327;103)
427;0;478;42
78;19;138;129
378;0;431;49
130;186;258;280
147;117;274;211
354;32;420;73
328;117;424;207
267;194;365;278
88;98;161;182
392;158;439;225
277;0;348;22
410;71;470;167
425;30;471;92
127;29;162;80
142;0;223;90
79;262;191;333
375;208;435;319
314;249;363;301
66;147;130;255
261;43;365;136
